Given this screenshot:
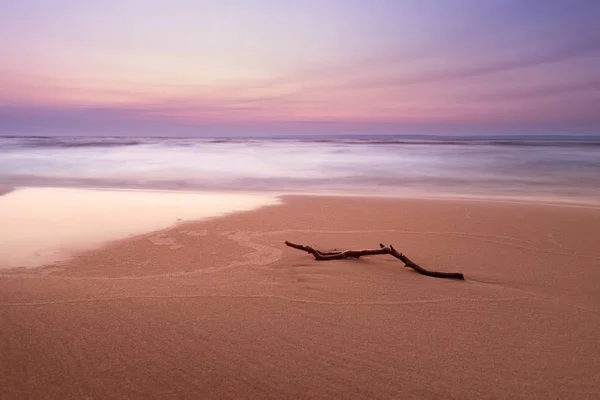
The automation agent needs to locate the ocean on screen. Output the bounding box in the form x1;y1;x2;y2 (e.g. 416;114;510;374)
1;135;599;202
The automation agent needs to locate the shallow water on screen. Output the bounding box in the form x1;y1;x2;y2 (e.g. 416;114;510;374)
1;136;599;201
0;187;278;269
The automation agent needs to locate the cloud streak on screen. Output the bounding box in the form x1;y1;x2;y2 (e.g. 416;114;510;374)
471;80;600;101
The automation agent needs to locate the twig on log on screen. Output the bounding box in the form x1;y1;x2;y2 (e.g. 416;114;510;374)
285;241;464;280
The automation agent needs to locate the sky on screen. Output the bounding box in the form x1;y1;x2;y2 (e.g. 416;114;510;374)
1;0;599;136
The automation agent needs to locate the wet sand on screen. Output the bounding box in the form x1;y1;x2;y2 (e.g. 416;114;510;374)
1;195;599;399
0;187;278;269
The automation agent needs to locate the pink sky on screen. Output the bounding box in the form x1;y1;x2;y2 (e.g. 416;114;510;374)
1;0;599;136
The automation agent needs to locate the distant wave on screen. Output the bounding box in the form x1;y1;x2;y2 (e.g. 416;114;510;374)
1;137;144;149
2;135;600;149
287;138;600;147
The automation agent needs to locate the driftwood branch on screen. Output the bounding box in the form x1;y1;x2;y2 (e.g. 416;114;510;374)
284;241;388;260
380;243;465;280
285;241;464;280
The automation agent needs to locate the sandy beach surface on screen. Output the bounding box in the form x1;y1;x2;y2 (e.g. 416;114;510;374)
1;194;599;399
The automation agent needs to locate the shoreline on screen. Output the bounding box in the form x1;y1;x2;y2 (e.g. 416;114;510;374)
4;183;600;206
285;191;600;208
1;185;599;271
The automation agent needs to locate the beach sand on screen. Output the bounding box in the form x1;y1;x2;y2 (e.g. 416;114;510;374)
1;195;599;399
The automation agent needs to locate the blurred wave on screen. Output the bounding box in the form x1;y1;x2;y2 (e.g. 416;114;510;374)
1;135;599;201
2;135;600;149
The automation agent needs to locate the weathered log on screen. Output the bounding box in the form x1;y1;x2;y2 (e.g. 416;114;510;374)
285;241;464;280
